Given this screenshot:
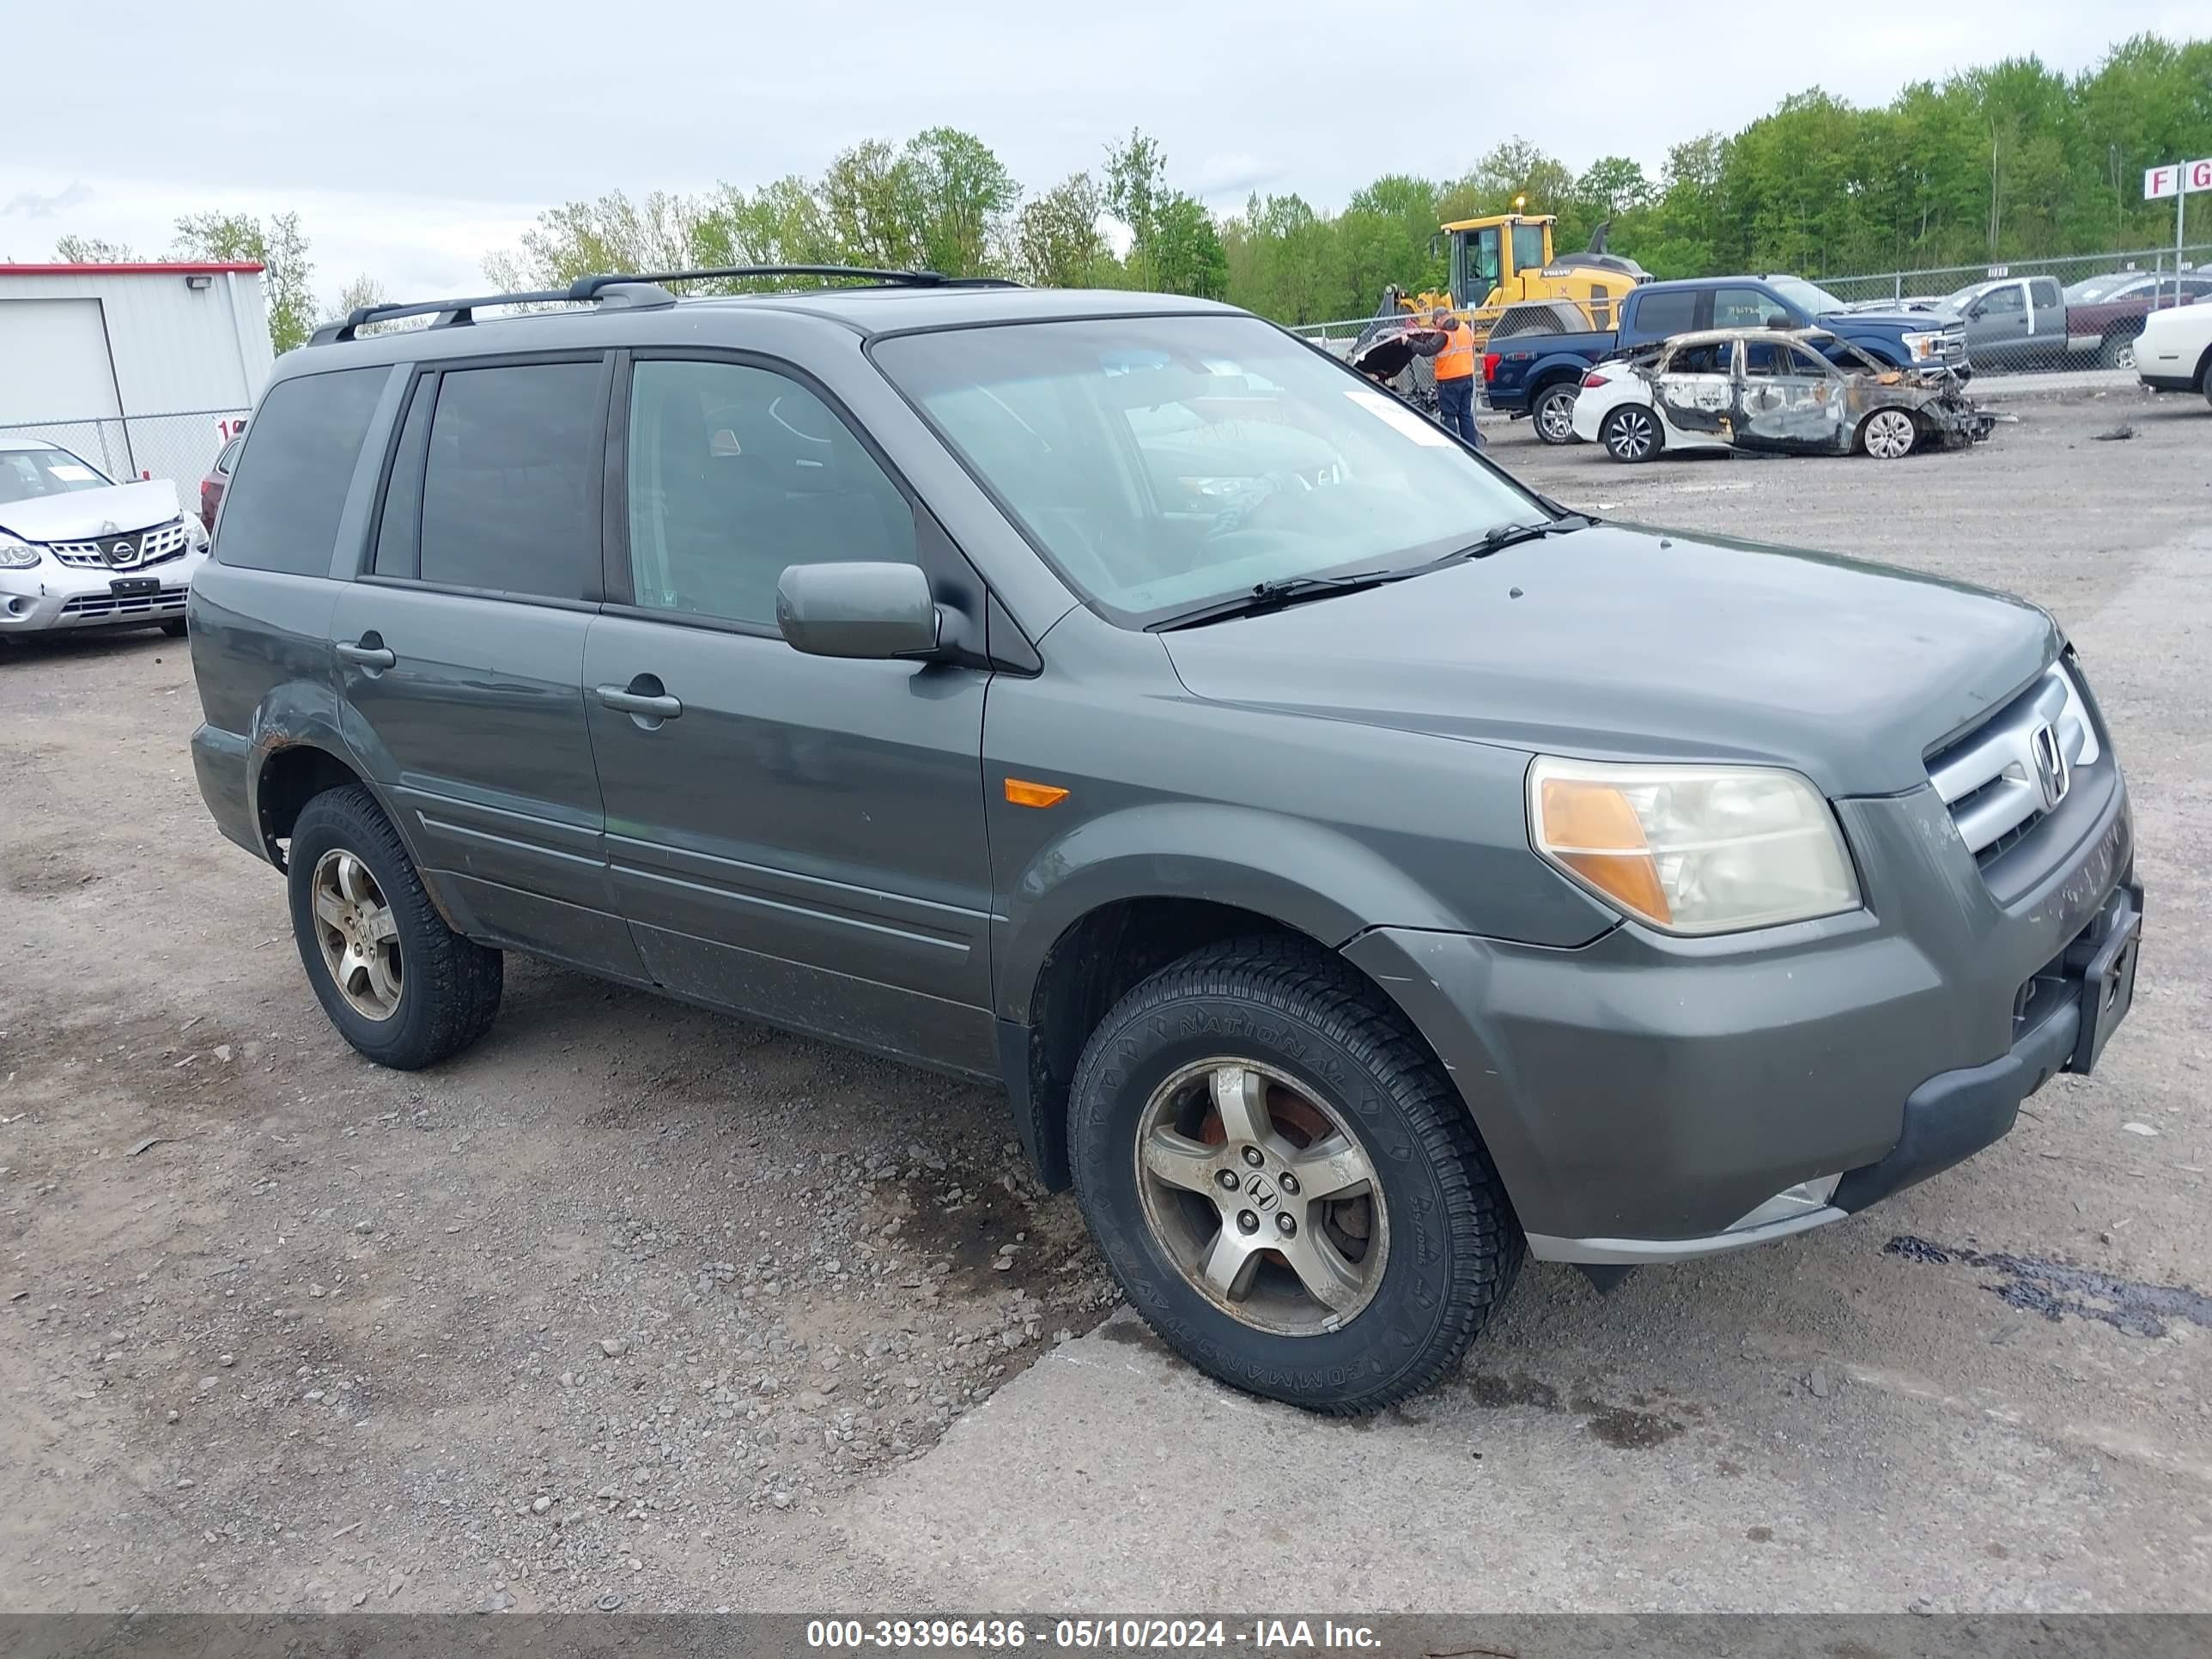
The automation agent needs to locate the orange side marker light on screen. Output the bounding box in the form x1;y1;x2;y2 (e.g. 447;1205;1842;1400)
1004;777;1070;809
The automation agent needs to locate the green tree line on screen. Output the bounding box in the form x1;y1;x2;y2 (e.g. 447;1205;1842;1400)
36;32;2210;345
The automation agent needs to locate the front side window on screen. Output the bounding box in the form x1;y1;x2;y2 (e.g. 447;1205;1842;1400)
217;368;387;577
1472;228;1502;288
417;362;602;599
1711;287;1791;329
624;359;918;627
1742;340;1825;378
0;445;110;506
1978;284;2025;314
875;315;1540;624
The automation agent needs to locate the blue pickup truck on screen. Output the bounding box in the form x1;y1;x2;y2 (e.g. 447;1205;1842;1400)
1488;275;1970;443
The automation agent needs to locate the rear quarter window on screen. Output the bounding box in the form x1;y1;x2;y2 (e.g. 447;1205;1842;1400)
216;368;387;577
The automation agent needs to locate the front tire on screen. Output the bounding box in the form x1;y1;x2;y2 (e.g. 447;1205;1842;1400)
1601;404;1662;463
1531;381;1580;446
160;618;188;638
286;785;501;1070
1856;407;1918;459
1068;938;1521;1415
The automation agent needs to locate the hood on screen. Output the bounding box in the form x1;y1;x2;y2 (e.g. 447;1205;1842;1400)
1159;523;2059;798
1820;303;1958;330
0;479;182;543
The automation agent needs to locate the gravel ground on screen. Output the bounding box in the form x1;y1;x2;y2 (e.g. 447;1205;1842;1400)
1;386;2207;1615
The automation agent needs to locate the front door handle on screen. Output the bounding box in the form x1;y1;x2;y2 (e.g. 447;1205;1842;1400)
594;681;683;721
337;636;396;670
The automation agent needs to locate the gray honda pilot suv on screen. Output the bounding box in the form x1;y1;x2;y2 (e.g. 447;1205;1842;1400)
188;268;2142;1414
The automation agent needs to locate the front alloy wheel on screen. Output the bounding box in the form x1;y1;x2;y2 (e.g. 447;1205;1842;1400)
1135;1058;1388;1334
1859;408;1918;459
1068;938;1522;1414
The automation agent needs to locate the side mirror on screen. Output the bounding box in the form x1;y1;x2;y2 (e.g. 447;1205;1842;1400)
775;562;942;661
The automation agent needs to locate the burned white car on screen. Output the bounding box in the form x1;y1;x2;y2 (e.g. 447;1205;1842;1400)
1571;326;1995;463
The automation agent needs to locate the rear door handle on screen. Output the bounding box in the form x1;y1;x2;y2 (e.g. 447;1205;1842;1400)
337;638;396;669
594;683;683;720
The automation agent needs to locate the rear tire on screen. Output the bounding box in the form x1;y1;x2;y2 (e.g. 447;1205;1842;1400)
2100;331;2137;371
1067;937;1522;1415
286;785;501;1070
1531;381;1580;446
1601;404;1662;463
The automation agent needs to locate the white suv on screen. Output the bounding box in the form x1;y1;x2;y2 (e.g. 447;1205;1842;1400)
0;439;210;642
2136;301;2212;404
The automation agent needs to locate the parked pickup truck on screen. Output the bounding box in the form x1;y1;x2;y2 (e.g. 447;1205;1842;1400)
1486;275;1968;444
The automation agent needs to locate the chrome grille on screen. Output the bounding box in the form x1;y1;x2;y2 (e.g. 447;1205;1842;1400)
58;586;188;620
1928;662;2100;860
49;519;192;570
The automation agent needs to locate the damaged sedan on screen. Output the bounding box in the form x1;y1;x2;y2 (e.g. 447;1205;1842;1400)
1571;326;1995;463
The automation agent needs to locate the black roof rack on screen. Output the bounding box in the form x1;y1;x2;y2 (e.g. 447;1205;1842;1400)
309;264;1023;345
568;264;1023;299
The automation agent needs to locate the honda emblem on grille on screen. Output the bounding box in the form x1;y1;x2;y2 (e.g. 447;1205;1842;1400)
2029;721;2069;811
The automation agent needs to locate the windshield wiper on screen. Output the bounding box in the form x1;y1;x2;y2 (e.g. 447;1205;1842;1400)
1455;512;1596;560
1152;568;1395;630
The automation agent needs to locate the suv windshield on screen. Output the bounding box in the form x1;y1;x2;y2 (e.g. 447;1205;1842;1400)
875;316;1539;623
0;446;111;507
1762;276;1847;315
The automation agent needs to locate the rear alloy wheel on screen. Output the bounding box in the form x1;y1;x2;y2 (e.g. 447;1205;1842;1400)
1601;404;1661;463
1857;408;1918;459
1531;382;1580;445
287;785;501;1069
2100;332;2136;371
1069;938;1521;1414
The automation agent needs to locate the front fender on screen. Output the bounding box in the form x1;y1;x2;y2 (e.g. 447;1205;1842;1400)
994;800;1477;1024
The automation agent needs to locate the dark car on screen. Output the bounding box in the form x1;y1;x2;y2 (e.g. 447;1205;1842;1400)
2062;270;2212;369
187;268;2142;1415
198;434;244;533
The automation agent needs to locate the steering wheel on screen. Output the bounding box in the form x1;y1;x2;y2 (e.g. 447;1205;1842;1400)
1202;469;1308;542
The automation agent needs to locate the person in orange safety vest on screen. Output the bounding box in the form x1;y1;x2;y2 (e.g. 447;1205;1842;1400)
1429;308;1485;449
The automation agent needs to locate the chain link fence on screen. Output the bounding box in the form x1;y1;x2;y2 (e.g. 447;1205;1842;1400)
0;409;249;505
1287;240;2212;380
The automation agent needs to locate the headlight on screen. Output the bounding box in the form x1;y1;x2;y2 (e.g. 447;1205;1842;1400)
1528;757;1860;935
184;515;210;551
0;532;42;570
1902;331;1942;362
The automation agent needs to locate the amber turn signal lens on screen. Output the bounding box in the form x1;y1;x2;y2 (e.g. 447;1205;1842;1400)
1535;776;1672;925
1004;777;1070;809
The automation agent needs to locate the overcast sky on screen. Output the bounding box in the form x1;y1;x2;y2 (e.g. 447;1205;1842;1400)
4;0;2202;309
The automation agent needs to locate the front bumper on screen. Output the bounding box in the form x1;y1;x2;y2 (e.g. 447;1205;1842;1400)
1344;759;2137;1261
0;550;204;634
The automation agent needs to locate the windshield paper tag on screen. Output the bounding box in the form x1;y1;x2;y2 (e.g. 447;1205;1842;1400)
49;464;97;482
1344;389;1452;446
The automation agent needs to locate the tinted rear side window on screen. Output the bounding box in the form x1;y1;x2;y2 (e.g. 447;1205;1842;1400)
1633;289;1699;337
418;362;604;599
216;368;386;576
